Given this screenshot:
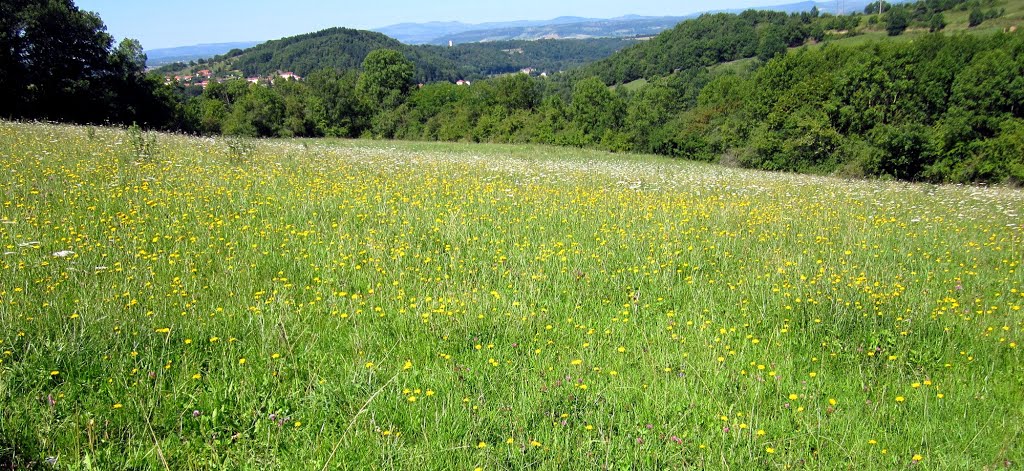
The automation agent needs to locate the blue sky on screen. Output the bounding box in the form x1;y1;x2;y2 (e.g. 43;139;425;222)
75;0;793;50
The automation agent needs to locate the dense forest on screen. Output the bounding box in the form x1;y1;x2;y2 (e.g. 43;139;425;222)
3;0;1023;184
155;29;634;82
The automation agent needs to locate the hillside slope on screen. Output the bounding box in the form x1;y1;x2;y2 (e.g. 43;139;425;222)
158;28;633;82
575;0;1022;85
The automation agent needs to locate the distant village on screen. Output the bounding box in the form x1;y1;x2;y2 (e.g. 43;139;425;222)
166;67;548;89
165;69;303;88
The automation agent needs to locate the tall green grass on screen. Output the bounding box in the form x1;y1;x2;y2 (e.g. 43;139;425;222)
0;121;1021;469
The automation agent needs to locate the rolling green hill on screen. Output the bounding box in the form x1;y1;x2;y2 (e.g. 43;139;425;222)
577;0;1023;86
156;28;634;83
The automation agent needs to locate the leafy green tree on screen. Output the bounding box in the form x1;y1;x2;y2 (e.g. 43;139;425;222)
0;0;178;126
951;48;1022;134
570;77;622;139
0;0;26;115
624;78;685;152
3;1;111;120
864;1;891;14
758;25;788;62
434;105;476;142
490;73;540;111
223;85;285;137
187;97;228;134
968;119;1024;183
529;95;570;144
928;13;946;32
968;8;984;27
201;80;229;104
694;73;754;155
869;124;932;180
111;38;147;75
404;82;470;140
356;49;415;112
886;8;910;36
305;68;366;137
274;78;317;137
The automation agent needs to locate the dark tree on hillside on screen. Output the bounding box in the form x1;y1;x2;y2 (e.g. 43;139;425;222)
0;0;175;126
1;0;111;119
886;8;910;36
968;8;984;27
864;1;891;14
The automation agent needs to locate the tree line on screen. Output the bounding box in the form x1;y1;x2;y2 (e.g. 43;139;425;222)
171;29;1024;184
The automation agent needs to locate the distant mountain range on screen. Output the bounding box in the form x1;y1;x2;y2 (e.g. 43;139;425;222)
373;17;602;44
145;42;260;67
417;16;692;45
373;0;880;44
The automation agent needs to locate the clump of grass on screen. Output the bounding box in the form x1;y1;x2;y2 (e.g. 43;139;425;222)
225;136;255;165
125;122;158;162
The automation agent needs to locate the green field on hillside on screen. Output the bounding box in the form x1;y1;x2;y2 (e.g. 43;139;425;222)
816;0;1023;48
1;122;1022;469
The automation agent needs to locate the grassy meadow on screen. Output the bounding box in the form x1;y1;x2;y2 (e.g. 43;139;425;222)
0;121;1022;469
